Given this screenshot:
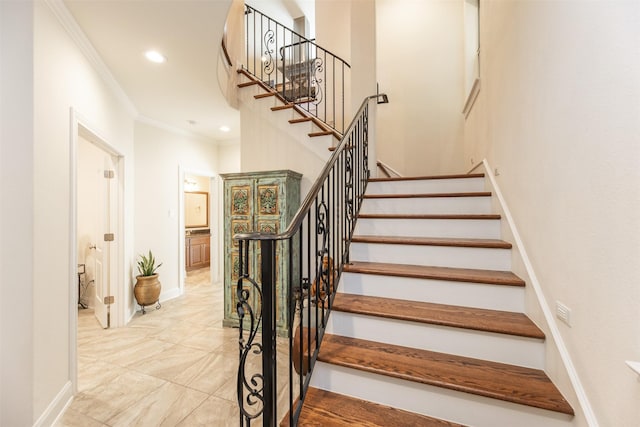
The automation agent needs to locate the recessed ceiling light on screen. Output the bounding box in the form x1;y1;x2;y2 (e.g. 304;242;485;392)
219;126;231;132
144;50;167;64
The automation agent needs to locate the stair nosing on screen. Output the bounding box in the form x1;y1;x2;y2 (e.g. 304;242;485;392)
254;92;276;99
286;387;465;427
357;213;501;220
369;173;485;182
332;293;544;339
363;191;491;199
343;261;525;287
318;334;574;416
351;235;512;249
309;131;334;137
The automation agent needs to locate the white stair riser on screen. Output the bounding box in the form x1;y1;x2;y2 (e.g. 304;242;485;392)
360;196;492;215
354;218;501;239
326;313;544;368
350;243;511;271
311;363;574;427
367;177;486;195
338;273;525;312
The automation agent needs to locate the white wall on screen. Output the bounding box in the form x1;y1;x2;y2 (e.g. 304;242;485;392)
0;2;35;424
134;122;219;307
464;2;640;425
238;89;327;198
218;143;241;174
31;2;137;422
375;0;465;176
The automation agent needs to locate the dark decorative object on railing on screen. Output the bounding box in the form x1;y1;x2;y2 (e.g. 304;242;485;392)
243;4;350;135
235;93;388;427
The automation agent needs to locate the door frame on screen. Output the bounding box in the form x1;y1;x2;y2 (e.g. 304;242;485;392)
179;166;220;291
68;108;125;393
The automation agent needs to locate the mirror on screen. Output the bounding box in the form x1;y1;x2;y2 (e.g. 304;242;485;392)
185;191;209;228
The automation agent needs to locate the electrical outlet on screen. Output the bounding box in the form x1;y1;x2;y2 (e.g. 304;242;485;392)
556;301;571;327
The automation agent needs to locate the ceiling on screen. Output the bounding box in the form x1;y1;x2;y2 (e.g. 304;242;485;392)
64;0;241;142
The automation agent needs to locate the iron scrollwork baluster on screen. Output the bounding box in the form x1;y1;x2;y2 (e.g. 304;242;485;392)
345;146;354;224
262;29;275;77
310;57;324;106
315;199;331;314
237;241;264;423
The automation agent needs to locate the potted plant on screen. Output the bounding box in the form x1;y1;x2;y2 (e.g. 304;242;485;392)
134;250;163;314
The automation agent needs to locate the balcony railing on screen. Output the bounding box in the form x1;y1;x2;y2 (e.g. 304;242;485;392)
235;93;388;426
242;4;351;135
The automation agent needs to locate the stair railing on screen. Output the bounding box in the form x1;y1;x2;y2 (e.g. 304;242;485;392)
235;93;388;427
243;4;351;134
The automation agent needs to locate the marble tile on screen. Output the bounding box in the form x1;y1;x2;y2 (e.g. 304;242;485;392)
183;352;238;395
63;268;268;425
179;326;236;353
69;370;166;423
54;407;106;427
106;381;208;427
131;343;210;384
76;358;128;392
176;395;239;427
102;337;175;368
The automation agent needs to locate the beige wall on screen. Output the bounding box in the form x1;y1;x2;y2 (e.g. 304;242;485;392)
134;122;220;304
1;1;35;425
464;2;640;425
375;0;465;176
31;1;137;423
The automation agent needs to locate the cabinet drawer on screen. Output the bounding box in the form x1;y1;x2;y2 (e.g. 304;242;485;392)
188;235;210;245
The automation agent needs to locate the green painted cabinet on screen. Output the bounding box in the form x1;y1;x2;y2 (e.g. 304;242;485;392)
220;170;302;336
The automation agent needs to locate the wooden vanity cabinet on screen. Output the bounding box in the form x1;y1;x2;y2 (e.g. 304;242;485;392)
185;233;210;270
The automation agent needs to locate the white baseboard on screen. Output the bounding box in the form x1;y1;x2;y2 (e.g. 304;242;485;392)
34;380;73;427
479;158;599;427
160;286;181;303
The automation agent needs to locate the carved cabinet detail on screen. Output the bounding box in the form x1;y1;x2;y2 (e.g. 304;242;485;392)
221;170;301;336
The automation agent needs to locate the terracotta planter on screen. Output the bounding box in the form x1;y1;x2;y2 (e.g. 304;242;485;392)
134;274;161;314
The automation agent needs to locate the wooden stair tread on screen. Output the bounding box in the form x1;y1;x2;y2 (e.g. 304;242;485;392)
254;92;275;99
286;387;464;427
363;191;491;199
309;130;334;137
333;293;544;339
357;213;501;220
369;173;485;182
344;261;525;286
237;80;259;88
289;117;313;124
319;335;574;415
351;235;512;249
272;104;294;111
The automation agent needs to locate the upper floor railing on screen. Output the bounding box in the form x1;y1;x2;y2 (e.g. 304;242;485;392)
242;4;351;134
235;93;388;426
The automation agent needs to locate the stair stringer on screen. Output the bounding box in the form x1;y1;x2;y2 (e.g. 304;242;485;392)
476;159;597;427
236;76;339;197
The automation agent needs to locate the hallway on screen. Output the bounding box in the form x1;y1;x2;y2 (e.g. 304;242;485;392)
56;269;240;426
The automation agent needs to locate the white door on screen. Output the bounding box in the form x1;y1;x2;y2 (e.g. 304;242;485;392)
93;154;117;328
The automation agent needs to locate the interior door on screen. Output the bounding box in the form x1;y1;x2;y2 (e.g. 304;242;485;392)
93;154;116;328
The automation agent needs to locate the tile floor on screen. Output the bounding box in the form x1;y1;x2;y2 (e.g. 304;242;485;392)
56;268;249;426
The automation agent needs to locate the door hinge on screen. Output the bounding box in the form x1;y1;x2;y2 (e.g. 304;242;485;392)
104;295;115;304
104;170;115;179
104;233;115;242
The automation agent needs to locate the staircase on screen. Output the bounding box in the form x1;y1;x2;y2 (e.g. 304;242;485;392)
294;173;575;426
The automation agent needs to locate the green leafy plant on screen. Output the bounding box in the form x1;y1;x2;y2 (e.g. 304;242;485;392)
137;250;162;276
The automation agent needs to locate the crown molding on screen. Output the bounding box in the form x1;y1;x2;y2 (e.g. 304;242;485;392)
44;0;138;117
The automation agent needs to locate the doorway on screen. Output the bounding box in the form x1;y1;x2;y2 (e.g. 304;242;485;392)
180;169;218;292
76;132;120;328
69;111;125;392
